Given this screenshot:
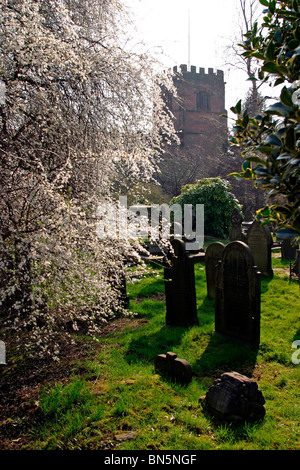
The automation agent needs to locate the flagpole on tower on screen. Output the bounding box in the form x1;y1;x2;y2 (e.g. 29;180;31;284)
188;9;191;69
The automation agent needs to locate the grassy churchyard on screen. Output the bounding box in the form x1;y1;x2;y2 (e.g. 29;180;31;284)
1;247;299;451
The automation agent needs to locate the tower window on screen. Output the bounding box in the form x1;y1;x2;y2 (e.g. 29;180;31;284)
196;91;210;110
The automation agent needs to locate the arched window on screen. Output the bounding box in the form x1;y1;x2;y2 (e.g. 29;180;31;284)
196;91;210;110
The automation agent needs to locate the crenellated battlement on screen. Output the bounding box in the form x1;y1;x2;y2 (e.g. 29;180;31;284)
172;64;224;79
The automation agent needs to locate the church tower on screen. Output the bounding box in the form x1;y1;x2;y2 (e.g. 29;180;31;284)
158;64;228;196
170;64;227;152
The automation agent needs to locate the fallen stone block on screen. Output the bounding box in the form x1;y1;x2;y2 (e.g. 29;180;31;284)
200;371;265;424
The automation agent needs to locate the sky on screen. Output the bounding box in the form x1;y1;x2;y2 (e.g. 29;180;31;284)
125;0;268;118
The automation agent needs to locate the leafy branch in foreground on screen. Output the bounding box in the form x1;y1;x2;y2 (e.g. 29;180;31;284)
230;0;300;235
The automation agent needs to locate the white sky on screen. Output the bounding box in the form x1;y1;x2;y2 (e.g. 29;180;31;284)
125;0;270;119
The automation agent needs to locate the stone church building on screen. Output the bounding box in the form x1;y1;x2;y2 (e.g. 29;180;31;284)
157;64;265;220
169;64;227;156
158;64;229;196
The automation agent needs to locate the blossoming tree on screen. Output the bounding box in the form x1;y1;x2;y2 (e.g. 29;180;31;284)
0;0;177;359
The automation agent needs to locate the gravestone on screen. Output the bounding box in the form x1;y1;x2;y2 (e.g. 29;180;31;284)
247;220;273;277
215;241;261;345
229;208;244;242
164;238;199;327
281;238;299;260
154;351;192;383
205;242;226;299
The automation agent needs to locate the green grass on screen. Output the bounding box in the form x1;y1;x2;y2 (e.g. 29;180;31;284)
22;258;300;450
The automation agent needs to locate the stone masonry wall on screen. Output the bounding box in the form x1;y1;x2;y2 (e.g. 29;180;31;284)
171;64;227;157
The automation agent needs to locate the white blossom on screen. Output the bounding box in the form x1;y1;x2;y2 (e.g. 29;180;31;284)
0;0;176;359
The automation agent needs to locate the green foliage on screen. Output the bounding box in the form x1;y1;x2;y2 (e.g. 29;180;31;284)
230;0;300;235
170;177;240;238
39;378;91;417
36;377;105;447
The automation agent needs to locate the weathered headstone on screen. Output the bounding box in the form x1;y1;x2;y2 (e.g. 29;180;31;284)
164;238;199;327
200;371;265;424
205;242;225;299
215;241;261;345
229;208;244;242
281;238;299;260
154;351;192;383
247;220;273;277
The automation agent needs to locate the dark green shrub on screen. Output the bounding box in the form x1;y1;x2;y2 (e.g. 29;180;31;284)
170;177;241;238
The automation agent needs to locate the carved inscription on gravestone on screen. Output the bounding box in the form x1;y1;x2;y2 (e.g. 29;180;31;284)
164;238;199;327
247;220;273;277
215;241;261;345
205;242;225;300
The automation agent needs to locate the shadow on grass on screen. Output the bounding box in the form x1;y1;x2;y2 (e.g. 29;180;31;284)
193;332;259;379
260;274;273;295
197;295;215;323
126;282;214;368
196;294;259;377
293;328;300;342
127;261;259;381
128;277;165;300
125;324;187;365
126;295;259;383
137;279;165;296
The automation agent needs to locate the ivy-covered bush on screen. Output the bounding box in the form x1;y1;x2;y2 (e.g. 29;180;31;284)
170;177;241;238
